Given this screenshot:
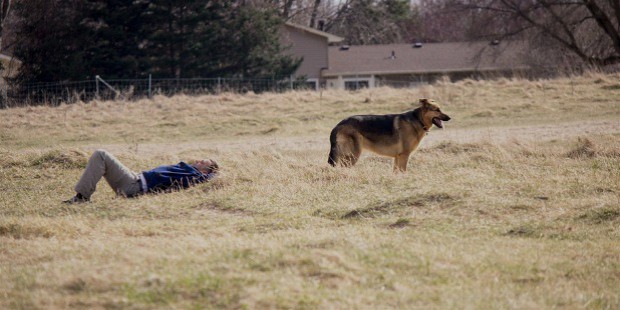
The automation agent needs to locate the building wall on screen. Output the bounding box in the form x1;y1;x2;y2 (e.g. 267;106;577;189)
325;70;526;90
326;75;375;90
280;26;328;79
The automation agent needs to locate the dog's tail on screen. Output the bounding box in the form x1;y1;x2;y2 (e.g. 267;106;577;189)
327;127;338;166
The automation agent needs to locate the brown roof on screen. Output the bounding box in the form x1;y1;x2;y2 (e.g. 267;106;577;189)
323;41;529;77
284;22;344;44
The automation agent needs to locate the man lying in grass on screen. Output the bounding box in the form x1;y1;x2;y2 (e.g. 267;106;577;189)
64;149;219;203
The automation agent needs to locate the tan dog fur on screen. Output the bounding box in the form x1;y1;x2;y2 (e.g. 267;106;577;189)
327;99;451;172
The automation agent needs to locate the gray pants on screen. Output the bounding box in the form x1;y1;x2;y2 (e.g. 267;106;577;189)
75;149;142;199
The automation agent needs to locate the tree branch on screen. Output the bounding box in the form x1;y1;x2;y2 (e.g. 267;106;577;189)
582;0;620;54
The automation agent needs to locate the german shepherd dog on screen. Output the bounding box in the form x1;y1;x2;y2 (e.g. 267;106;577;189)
328;99;451;172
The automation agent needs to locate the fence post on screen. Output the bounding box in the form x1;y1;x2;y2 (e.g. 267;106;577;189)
289;75;293;91
95;75;99;98
95;75;122;100
148;74;152;98
0;85;6;109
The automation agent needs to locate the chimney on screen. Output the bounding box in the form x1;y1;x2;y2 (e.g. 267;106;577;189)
318;20;325;31
390;50;396;59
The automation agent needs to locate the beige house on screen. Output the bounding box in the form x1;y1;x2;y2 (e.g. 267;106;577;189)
280;22;343;90
281;23;529;90
323;41;530;90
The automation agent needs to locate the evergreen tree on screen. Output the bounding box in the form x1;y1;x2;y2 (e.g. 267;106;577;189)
11;0;300;87
142;0;233;78
81;0;151;78
142;1;299;78
11;0;89;83
216;5;301;78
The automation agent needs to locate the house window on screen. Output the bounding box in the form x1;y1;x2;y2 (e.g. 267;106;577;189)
305;79;318;90
344;80;369;90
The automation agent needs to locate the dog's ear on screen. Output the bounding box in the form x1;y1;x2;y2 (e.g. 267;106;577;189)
419;98;430;108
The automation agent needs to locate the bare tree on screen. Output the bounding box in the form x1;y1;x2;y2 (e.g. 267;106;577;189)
0;0;12;51
323;0;413;44
452;0;620;67
274;0;351;29
409;0;472;42
410;0;514;43
242;0;415;44
309;0;321;28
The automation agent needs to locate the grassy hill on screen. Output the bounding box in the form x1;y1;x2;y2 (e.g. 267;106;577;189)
1;73;619;308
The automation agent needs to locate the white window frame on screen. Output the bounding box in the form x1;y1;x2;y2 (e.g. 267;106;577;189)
305;78;319;91
342;75;375;90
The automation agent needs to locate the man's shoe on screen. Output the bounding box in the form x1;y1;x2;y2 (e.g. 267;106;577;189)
63;193;90;204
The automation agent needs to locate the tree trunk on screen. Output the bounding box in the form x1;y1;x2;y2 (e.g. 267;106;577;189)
309;0;321;28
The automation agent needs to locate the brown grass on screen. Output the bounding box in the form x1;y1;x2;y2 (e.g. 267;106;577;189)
1;72;619;309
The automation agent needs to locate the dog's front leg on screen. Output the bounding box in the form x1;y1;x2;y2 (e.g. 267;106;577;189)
394;154;409;172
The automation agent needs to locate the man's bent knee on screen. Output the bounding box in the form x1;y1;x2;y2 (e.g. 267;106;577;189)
93;149;109;157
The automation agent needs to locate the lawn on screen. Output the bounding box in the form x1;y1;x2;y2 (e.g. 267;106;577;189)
1;73;619;309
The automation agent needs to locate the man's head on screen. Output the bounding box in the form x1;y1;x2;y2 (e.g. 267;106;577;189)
192;159;219;175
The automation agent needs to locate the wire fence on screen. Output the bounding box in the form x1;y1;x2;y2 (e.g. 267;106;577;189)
0;76;315;108
1;67;578;108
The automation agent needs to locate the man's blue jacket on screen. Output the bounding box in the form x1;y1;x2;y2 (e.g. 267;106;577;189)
142;162;215;192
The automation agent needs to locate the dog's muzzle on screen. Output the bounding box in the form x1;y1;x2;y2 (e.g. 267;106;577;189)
432;115;451;128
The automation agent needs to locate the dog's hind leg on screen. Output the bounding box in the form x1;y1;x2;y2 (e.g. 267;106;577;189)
341;135;362;167
328;127;340;166
332;133;361;167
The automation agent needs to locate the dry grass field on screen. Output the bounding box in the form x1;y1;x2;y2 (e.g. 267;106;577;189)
1;73;619;309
